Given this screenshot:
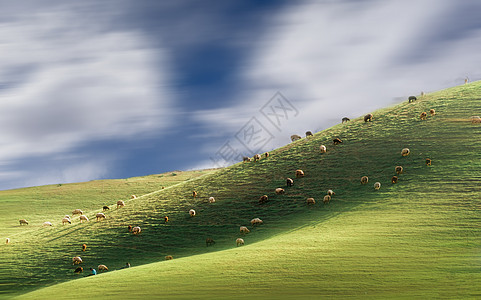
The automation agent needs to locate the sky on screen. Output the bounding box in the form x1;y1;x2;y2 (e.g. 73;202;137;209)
1;0;481;190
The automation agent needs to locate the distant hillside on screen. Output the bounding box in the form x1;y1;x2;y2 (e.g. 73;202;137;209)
5;82;481;299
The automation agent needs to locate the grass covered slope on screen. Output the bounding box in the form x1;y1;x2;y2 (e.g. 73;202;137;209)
10;82;481;298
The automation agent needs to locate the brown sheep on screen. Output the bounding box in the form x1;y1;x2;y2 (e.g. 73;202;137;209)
333;138;343;145
164;216;169;223
391;176;398;184
420;112;427;120
254;154;261;162
165;255;173;260
79;215;89;223
236;238;245;247
98;264;109;272
82;244;87;252
291;134;302;142
117;200;125;209
243;156;251;163
102;206;110;211
364;113;373;122
132;226;141;234
192;191;198;198
19;219;29;225
361;176;369;184
96;213;106;221
374;182;381;190
259;195;268;204
131;195;137;199
265;152;270;158
319;145;327;153
306;198;315;205
275;188;285;195
72;209;83;215
206;238;215;246
286;178;294;187
430;109;435;116
323;195;331;204
401;148;410;157
6;238;10;245
306;131;313;137
426;158;432;166
240;226;250;234
128;225;132;232
296;170;304;178
395;166;403;174
471;116;481;124
74;267;83;274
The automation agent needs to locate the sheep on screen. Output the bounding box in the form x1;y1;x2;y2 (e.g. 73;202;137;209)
72;256;82;265
296;169;304;178
306;198;315;205
306;131;313;137
391;176;398;184
236;238;245;247
6;238;10;245
420;112;427;120
319;145;327;153
401;148;410;157
286;178;294;187
395;166;403;174
189;209;196;217
421;91;425;97
132;226;141;234
243;156;251;163
361;176;369;184
471;116;481;124
62;218;71;225
374;182;381;190
426;158;432;166
43;221;53;226
265;152;270;158
19;219;29;225
82;244;87;251
342;117;350;123
72;209;83;215
327;189;335;196
79;215;89;223
117;200;125;208
465;77;469;84
430;109;436;116
165;255;173;260
240;226;250;234
102;206;110;211
275;188;285;195
250;218;263;225
333;138;343;145
259;195;268;204
408;96;417;103
206;238;215;246
98;264;109;272
96;213;106;221
131;195;137;199
164;216;169;223
192;191;198;198
364;113;373;122
74;267;83;274
323;195;331;204
254;154;261;162
128;225;132;232
209;197;216;203
291;134;302;142
64;215;71;219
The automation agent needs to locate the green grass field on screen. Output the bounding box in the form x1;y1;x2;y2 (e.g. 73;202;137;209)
2;82;481;299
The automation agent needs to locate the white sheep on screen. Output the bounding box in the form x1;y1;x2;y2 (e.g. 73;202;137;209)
79;215;89;223
319;145;327;153
401;148;410;157
72;209;83;215
209;197;216;203
43;222;53;226
189;209;196;217
62;218;71;225
64;215;71;219
117;200;125;208
96;213;106;221
250;218;263;225
240;226;250;234
98;264;109;271
323;195;331;204
132;226;141;234
6;238;10;245
72;256;82;265
327;189;335;196
374;182;381;190
131;195;137;199
236;238;245;246
275;188;285;195
307;198;315;205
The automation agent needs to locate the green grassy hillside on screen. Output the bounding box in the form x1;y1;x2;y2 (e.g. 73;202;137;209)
4;81;481;299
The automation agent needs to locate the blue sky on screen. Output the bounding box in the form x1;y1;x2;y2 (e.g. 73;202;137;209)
1;0;481;190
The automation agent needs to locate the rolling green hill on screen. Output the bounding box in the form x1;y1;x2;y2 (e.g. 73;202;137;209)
3;82;481;299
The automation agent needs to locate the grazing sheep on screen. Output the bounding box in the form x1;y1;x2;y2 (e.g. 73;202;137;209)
420;112;427;120
102;206;110;211
79;215;89;223
164;216;169;223
128;225;132;232
98;264;109;271
327;189;335;196
82;244;87;251
408;96;417;103
275;188;285;195
96;213;106;221
342;117;350;123
64;215;70;219
189;209;196;217
209;197;216;203
306;198;315;205
6;238;10;245
306;131;313;137
117;200;125;208
192;191;198;198
72;256;82;265
250;218;263;225
43;222;53;226
361;176;369;184
364;113;373;122
62;218;72;225
323;195;331;204
165;255;173;260
265;152;270;158
206;238;216;246
426;158;432;166
259;195;268;204
430;109;436;116
243;156;251;163
131;195;137;199
401;148;410;157
333;138;343;145
19;219;29;225
240;226;250;234
319;145;327;153
374;182;381;190
74;267;83;274
254;154;261;162
296;169;304;178
132;226;141;234
291;134;302;142
395;166;403;174
236;238;245;247
471;116;481;124
286;178;294;187
391;176;398;184
72;209;83;215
